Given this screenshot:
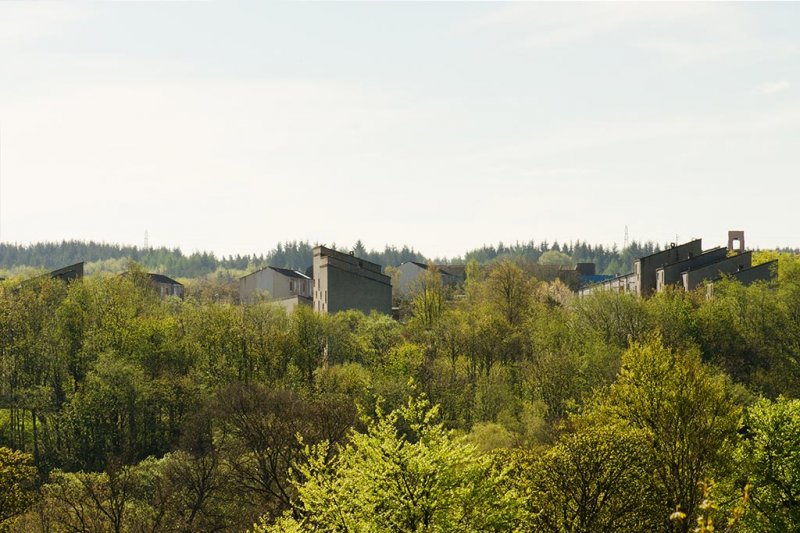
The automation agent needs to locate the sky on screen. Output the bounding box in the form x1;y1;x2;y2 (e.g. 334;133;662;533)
0;2;798;259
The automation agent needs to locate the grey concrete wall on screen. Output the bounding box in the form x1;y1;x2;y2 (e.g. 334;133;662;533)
656;247;728;292
313;246;392;315
684;251;752;291
636;240;703;297
727;260;776;286
326;264;392;314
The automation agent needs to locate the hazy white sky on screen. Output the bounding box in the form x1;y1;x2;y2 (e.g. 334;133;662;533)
1;2;798;258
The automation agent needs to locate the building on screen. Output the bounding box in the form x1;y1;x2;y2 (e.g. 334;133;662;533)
680;251;753;292
704;260;778;297
146;273;185;299
634;239;703;297
50;262;85;282
15;262;85;291
313;246;392;315
395;261;466;297
239;266;313;312
580;231;775;297
655;248;729;292
580;271;637;295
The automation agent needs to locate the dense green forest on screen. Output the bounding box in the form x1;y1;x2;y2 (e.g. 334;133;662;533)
0;238;674;279
2;253;800;531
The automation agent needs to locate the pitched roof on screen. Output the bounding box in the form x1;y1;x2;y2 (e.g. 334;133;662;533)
436;264;466;277
147;273;182;286
268;266;311;280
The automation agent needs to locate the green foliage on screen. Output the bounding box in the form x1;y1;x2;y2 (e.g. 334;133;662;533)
598;338;742;531
537;250;573;267
0;447;37;529
2;244;800;532
257;395;524;532
514;425;660;532
737;397;800;531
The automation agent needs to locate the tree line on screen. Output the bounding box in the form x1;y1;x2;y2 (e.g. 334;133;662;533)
1;237;755;280
1;254;800;531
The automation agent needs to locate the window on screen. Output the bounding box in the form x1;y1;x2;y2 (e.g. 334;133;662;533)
289;280;295;292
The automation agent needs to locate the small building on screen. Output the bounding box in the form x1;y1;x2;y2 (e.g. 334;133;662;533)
313;246;392;315
395;261;466;297
146;273;185;299
239;266;313;311
50;262;85;282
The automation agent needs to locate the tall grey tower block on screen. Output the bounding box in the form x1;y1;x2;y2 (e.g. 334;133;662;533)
312;246;392;315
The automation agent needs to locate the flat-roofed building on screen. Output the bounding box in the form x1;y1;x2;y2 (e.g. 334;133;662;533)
682;251;753;291
634;239;703;297
313;246;392;315
655;247;729;292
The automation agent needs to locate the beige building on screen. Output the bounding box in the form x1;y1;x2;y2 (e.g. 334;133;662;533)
313;246;392;315
239;266;313;311
395;261;466;297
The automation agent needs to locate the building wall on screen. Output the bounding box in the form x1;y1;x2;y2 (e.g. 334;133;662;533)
395;262;464;297
656;247;728;292
273;295;313;314
728;260;776;285
636;240;703;297
579;272;637;296
239;268;312;303
683;251;752;291
313;246;392;315
156;282;184;299
240;269;275;302
396;262;427;296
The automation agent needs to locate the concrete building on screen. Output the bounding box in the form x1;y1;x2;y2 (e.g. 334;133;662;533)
681;251;753;292
723;260;777;285
579;231;775;297
580;271;637;295
395;261;466;297
655;248;728;292
634;239;703;297
313;246;392;315
705;260;778;297
239;266;313;311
